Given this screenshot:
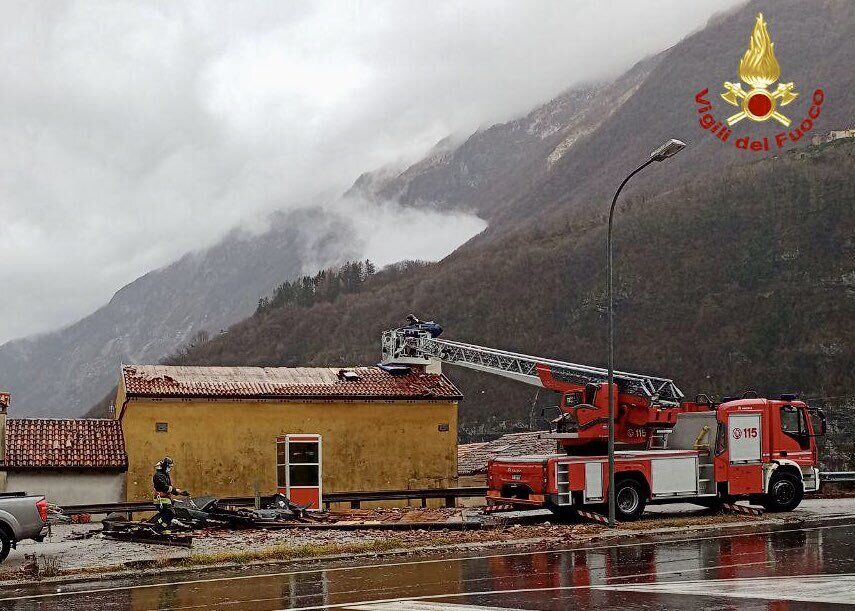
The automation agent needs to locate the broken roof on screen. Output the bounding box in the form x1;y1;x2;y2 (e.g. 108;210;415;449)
122;365;462;401
457;432;559;476
3;418;127;471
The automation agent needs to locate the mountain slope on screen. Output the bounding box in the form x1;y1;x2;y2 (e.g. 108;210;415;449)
499;0;855;232
18;0;855;421
349;54;661;223
98;0;855;442
349;0;854;246
0;208;355;416
165;141;855;441
0;27;666;416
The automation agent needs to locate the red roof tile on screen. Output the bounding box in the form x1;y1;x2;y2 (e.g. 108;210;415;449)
3;419;127;470
122;365;462;401
457;432;559;476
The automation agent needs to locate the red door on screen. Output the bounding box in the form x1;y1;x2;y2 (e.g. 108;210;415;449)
276;434;322;510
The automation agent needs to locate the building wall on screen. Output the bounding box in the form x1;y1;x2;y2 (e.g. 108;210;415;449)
119;395;458;502
4;471;126;506
829;129;855;140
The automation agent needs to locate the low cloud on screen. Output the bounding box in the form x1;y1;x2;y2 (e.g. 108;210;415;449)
0;0;740;343
329;198;487;268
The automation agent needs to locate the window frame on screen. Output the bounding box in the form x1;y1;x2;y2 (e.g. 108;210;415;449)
780;405;807;437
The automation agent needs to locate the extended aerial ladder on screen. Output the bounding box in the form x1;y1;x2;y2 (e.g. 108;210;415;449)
383;323;826;518
381;326;703;451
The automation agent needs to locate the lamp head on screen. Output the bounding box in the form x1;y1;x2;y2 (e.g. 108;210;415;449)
650;138;687;161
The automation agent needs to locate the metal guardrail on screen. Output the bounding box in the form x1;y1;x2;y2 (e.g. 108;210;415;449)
821;472;855;483
321;487;488;510
61;487;489;515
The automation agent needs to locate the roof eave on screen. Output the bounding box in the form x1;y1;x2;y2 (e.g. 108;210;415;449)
124;392;463;402
0;465;128;473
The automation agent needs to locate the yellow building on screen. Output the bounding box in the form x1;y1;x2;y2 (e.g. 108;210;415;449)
115;364;461;505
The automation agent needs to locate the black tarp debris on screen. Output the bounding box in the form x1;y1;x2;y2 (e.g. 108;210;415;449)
100;493;318;546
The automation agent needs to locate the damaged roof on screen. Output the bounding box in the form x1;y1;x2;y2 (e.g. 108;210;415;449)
3;418;127;471
457;432;559;476
122;365;462;401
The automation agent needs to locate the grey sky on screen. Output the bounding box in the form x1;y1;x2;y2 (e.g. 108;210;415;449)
0;0;741;344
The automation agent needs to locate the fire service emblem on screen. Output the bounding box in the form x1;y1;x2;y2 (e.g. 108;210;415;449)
694;12;825;152
721;13;797;126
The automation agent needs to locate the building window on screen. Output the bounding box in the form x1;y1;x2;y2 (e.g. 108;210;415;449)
437;423;450;432
155;422;168;433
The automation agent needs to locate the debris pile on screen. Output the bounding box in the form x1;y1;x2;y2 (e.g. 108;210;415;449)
100;493;319;547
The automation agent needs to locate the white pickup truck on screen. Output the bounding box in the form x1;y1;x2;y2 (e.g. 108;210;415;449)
0;492;48;562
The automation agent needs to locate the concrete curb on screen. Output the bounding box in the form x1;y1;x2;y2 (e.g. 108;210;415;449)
2;513;853;591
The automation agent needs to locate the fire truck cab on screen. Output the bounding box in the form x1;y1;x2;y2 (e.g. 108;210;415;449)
487;397;825;520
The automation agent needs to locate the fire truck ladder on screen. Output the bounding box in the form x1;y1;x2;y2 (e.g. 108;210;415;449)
381;329;684;404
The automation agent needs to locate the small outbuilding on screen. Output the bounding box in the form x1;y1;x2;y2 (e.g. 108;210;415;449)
116;364;461;507
0;405;127;506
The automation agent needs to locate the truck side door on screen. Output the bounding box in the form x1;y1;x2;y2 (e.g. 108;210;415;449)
723;411;764;495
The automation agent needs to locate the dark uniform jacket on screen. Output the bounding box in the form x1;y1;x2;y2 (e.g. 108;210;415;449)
153;469;173;496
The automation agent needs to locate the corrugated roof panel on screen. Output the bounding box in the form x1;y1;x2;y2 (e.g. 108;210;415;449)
457;432;558;476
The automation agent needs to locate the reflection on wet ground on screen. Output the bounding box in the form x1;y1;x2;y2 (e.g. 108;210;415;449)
1;523;854;610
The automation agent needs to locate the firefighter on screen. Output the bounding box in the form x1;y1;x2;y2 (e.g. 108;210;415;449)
403;314;442;338
152;457;189;534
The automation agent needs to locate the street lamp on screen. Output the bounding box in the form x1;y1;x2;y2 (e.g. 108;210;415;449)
607;138;686;528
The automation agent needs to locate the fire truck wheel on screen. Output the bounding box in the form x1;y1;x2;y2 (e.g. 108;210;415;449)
763;471;803;512
614;478;647;521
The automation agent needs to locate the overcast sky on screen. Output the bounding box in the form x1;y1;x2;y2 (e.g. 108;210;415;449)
0;0;741;344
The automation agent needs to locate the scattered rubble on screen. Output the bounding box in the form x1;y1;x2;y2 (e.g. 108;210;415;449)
99;493;318;546
95;496;486;548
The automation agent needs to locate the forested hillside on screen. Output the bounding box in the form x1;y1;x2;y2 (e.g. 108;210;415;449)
157;141;854;449
485;0;855;233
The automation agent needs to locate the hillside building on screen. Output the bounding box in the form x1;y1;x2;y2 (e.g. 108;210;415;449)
0;394;127;505
115;364;461;506
811;128;855;146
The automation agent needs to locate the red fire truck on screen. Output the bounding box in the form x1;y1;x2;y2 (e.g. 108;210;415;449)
382;325;826;520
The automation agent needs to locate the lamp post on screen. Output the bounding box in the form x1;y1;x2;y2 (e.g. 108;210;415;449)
607;138;686;528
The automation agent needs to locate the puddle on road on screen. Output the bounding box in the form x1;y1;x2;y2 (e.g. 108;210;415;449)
0;524;849;610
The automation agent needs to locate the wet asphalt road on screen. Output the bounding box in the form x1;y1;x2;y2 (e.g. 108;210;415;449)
1;522;854;610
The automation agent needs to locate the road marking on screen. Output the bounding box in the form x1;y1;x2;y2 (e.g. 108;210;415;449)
599;573;855;605
345;602;528;610
0;521;849;603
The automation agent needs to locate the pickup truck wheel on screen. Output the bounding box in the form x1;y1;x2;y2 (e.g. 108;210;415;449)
763;471;803;512
0;531;11;563
615;478;647;521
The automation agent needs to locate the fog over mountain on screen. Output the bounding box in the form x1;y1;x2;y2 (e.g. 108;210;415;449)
0;0;739;343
